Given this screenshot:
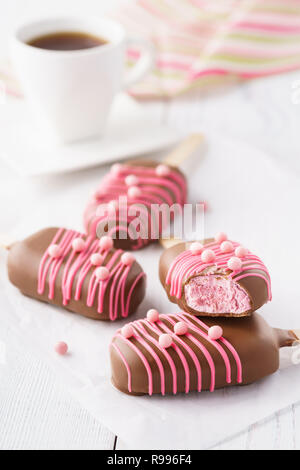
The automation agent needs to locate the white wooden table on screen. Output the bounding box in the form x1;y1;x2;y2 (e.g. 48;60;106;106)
1;0;300;451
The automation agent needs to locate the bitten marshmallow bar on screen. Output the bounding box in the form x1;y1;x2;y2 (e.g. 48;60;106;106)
7;227;146;321
84;160;187;251
159;234;271;317
110;311;295;396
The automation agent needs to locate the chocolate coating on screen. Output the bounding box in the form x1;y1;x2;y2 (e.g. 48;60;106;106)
7;227;146;321
110;312;295;396
84;160;187;251
159;240;270;317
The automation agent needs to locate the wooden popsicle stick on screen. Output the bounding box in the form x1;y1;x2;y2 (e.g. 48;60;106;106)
159;135;204;248
291;329;300;341
163;133;204;167
159;237;184;250
0;234;14;250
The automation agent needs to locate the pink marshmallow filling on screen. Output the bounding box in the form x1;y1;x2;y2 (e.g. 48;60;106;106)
184;275;251;315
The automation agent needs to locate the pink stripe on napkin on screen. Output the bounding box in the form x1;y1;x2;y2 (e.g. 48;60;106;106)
113;0;300;98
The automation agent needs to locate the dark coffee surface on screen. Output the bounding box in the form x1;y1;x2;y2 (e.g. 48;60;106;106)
27;31;107;51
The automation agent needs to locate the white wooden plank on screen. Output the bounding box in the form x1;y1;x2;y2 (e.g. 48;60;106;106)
0;324;116;450
211;430;248;450
274;407;295;450
245;416;277;450
292;402;300;450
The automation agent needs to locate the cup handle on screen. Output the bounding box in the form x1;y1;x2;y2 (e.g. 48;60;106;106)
122;38;156;90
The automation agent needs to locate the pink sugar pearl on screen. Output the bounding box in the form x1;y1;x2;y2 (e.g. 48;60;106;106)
147;309;159;323
121;324;134;339
90;253;104;266
128;186;141;199
95;266;110;281
220;241;234;253
72;238;85;252
156;164;170;177
111;163;123;175
235;246;248;258
159;334;173;349
208;326;223;340
55;342;68;355
215;232;228;244
227;257;242;271
125;174;139;186
201;249;216;263
190;242;203;255
121;252;135;266
174;321;188;336
48;244;61;258
99;236;113;251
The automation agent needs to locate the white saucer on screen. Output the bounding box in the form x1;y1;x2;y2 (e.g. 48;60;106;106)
0;93;180;177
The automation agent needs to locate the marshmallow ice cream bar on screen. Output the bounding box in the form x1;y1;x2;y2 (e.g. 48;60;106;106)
7;228;146;321
159;233;271;317
110;311;296;396
84;160;187;251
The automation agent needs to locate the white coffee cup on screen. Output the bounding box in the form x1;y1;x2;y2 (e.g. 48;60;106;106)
11;16;155;144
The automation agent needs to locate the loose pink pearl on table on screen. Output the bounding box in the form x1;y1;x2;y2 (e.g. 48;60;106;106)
201;249;216;263
215;232;228;244
190;242;203;255
55;342;68;355
99;236;113;251
48;244;61;258
121;253;135;266
128;186;141;199
174;321;188;336
95;266;110;281
121;324;134;339
147;309;159;322
90;254;104;266
156;164;170;177
227;257;242;271
125;174;139;186
208;326;223;340
72;238;85;252
159;334;173;349
235;246;248;258
220;241;234;253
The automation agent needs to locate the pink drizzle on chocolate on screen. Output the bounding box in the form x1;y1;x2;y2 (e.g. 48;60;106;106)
166;238;271;314
37;228;145;321
84;163;187;250
111;312;242;396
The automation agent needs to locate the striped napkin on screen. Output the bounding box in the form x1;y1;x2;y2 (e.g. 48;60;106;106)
2;0;300;99
113;0;300;98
